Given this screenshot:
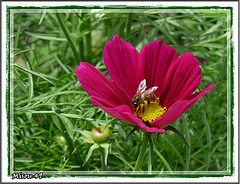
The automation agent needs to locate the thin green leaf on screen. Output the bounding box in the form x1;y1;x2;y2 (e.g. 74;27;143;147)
56;13;81;65
154;148;173;172
83;143;99;166
100;143;110;166
182;115;191;171
202;110;212;171
14;63;55;85
39;9;47;25
165;125;190;148
143;17;180;49
111;152;134;170
60;158;69;170
14;69;26;86
161;135;185;167
102;118;119;132
27;66;34;99
200;20;224;37
14;26;21;49
146;133;153;172
126;13;133;36
108;19;126;41
51;115;62;131
124;126;138;147
25;31;67;41
55;56;70;74
13;48;34;57
56;114;74;139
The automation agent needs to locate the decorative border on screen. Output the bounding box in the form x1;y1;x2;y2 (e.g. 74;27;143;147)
5;4;235;181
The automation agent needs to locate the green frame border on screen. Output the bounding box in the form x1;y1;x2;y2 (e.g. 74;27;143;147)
6;5;234;179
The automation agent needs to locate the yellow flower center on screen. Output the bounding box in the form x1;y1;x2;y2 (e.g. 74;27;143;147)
134;98;167;123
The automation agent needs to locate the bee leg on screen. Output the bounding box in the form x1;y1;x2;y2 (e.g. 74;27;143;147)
138;103;144;113
135;106;140;116
142;103;145;113
145;96;151;105
143;100;149;113
143;101;146;112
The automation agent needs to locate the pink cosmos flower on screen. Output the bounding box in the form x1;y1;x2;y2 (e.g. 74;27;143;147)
75;35;216;134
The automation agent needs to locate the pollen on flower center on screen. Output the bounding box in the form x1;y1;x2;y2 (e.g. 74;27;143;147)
135;99;167;123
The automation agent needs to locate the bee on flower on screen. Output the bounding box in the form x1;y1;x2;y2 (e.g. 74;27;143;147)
75;35;216;134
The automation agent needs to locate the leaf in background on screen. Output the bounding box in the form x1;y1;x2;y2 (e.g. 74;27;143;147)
39;9;47;25
100;143;110;166
56;114;74;139
14;63;55;85
154;148;173;172
56;13;81;65
25;31;67;41
73;129;94;144
83;143;99;166
165;125;190;149
51;115;62;131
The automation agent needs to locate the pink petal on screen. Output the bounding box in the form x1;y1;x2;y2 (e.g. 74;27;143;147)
161;53;201;108
91;100;138;126
139;40;178;97
75;62;130;108
93;99;166;134
103;35;140;98
151;84;217;128
127;113;167;134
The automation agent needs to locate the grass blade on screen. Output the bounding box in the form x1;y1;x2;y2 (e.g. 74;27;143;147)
182;115;191;171
56;13;81;65
124;126;138;147
14;63;55;85
143;17;180;49
154;148;172;172
202;110;212;171
25;31;67;42
100;143;110;166
14;26;21;49
126;13;133;36
83;143;99;166
39;9;47;25
165;125;190;148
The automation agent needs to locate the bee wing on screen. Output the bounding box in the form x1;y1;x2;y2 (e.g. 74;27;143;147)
141;86;158;98
136;79;147;93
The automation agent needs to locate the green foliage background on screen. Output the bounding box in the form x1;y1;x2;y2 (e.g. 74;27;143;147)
12;8;230;174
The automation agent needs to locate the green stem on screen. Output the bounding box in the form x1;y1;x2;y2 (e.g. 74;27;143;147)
133;134;148;172
56;13;81;65
78;13;84;62
99;147;105;171
126;13;132;35
85;17;92;62
118;18;125;38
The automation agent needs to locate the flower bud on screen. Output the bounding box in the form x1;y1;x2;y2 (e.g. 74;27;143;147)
55;135;66;146
91;126;111;142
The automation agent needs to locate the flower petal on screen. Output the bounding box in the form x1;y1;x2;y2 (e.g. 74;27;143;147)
139;40;178;97
103;35;140;98
75;62;130;108
127;114;167;134
93;99;166;134
91;100;138;126
161;53;201;107
151;84;217;128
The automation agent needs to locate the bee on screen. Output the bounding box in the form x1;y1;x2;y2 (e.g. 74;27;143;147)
131;79;159;114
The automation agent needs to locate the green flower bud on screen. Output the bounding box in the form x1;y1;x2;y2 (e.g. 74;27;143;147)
55;135;67;146
91;126;111;142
